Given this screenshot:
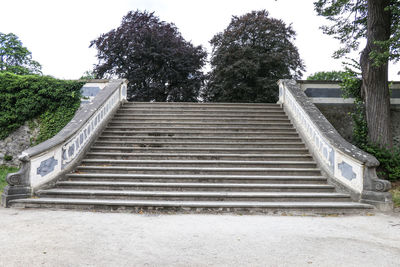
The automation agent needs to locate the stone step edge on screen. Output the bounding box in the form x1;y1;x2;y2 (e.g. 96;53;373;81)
66;173;326;179
97;136;301;140
57;181;334;188
10;198;373;209
81;159;316;164
75;166;321;172
85;152;312;157
90;147;309;151
37;189;349;198
124;102;279;105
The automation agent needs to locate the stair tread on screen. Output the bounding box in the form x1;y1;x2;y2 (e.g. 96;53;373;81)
57;181;334;188
10;198;373;209
67;173;326;179
81;159;315;164
38;188;349;197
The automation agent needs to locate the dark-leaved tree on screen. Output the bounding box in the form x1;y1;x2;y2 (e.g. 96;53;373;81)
90;10;207;102
203;10;305;103
0;32;42;75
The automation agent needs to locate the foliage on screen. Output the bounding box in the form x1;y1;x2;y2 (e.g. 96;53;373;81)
314;0;400;64
91;10;207;102
203;10;305;103
340;67;400;181
363;144;400;181
35;101;81;145
0;72;84;140
0;32;42;75
306;71;348;81
390;185;400;207
314;0;398;147
80;70;97;80
0;165;19;192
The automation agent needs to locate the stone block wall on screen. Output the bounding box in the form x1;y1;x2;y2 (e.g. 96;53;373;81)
0;121;39;166
315;103;400;146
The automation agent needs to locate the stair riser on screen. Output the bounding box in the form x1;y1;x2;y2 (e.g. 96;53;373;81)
79;162;317;168
118;106;282;111
105;127;296;132
111;119;291;123
9;202;371;214
74;168;322;176
96;137;303;142
89;147;310;154
93;143;306;148
65;175;328;184
108;122;293;127
35;193;351;202
123;103;280;107
84;154;313;161
114;115;289;120
56;185;335;192
117;111;287;116
100;131;299;137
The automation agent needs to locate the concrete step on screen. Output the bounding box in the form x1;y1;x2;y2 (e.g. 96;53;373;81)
108;121;293;127
100;130;299;137
56;181;336;192
66;173;327;184
96;136;303;142
80;159;317;168
84;152;313;161
123;102;280;107
89;147;310;154
74;166;322;175
119;105;281;110
36;189;351;202
117;109;285;115
113;114;289;119
93;141;306;148
9;198;373;214
104;126;296;132
110;117;291;123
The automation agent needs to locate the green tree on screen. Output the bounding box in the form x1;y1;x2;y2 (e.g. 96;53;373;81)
203;10;305;103
307;70;348;81
0;33;42;75
90;10;207;102
314;0;400;147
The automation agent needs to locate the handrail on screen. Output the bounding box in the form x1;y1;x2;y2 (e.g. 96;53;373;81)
278;79;392;210
2;79;128;207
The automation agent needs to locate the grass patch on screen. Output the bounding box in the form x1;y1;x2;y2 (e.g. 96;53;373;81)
0;165;19;192
390;183;400;208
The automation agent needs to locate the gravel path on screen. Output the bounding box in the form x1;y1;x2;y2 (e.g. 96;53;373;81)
0;208;399;267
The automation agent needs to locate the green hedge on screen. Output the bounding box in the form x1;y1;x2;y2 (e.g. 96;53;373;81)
0;72;84;140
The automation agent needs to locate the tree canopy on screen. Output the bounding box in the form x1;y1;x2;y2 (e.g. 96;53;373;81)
314;0;400;147
202;10;305;103
307;70;348;81
90;10;207;102
0;32;42;75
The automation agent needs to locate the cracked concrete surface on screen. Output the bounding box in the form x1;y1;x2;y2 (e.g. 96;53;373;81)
0;208;399;267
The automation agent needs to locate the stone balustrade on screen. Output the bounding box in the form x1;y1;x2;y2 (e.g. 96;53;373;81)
1;79;128;207
278;79;393;211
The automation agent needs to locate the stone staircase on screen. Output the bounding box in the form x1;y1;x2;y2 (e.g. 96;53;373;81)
10;102;373;213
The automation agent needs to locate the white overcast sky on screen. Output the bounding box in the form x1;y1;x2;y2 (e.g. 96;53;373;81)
1;0;398;80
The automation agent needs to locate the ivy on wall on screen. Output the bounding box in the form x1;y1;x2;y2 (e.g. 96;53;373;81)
0;72;84;140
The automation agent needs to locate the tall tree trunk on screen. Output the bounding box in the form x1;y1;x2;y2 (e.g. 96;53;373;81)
360;0;392;147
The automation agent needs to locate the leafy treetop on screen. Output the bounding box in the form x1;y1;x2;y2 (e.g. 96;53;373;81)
203;10;305;103
314;0;400;65
90;10;207;102
0;33;42;75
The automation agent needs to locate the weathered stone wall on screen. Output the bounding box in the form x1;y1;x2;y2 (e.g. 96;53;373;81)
0;121;40;166
316;104;400;145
